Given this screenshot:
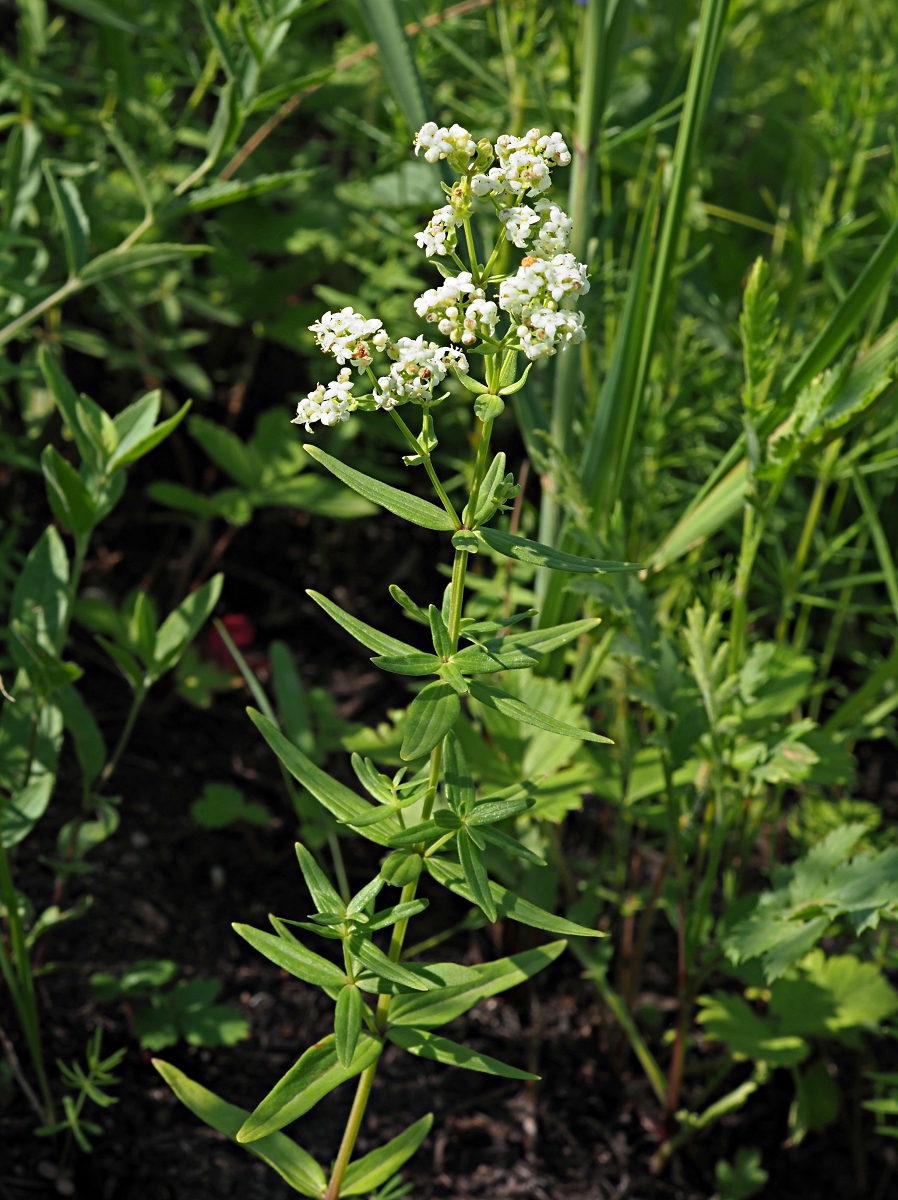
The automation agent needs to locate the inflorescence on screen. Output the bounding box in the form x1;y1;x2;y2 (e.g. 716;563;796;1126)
295;123;589;432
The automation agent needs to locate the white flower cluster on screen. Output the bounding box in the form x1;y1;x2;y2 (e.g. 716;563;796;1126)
413;272;498;345
472;128;571;198
414;122;476;165
414;204;458;258
499;198;572;256
309;307;390;371
499;253;590;360
293;368;356;431
375;337;469;408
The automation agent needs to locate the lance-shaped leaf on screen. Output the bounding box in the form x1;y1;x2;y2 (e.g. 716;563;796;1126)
388;942;566;1030
152;574;223;676
41;445;97;539
152;1060;326;1197
79;243;211;285
340;1113;433;1196
349;936;429;992
426;857;604;938
443;731;474;815
400;682;460;760
308;590;420;657
468;681;612;744
371;652;442;676
248;710;399;845
334;984;363;1067
296;842;344;914
233;924;346;990
454;528;640;574
479;826;546;866
107;401;191;473
304;445;456;531
237;1034;382;1143
357;961;478;997
386;1027;537;1080
457;829;496;922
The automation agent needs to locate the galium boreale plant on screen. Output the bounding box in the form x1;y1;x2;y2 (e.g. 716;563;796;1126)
153;120;641;1199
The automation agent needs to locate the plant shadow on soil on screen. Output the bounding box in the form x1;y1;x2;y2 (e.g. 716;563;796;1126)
3;344;897;1200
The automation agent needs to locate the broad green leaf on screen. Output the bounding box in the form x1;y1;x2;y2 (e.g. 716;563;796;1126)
428;606;451;659
454;528;639;574
79;243;210;285
334;984;363;1067
233;924;346;989
340;1113;433;1196
715;1147;769;1200
10;622;82;695
457;828;496;922
248;710;399;845
11;525;69;659
443;731;473;814
39;347;105;471
308;590;419;657
107;402;191;473
696;993;808;1068
152;574;223;676
425;857;604;938
769;950;898;1044
111;391;160;455
236;1033;382;1142
1;768;58;849
96;636;144;690
41;445;97;538
400;682;460;761
386;1027;537;1080
468;681;612;744
191;783;270;828
57;683;106;789
188;415;261;488
152;1060;326;1197
357;0;429;132
388;942;566;1030
304;445;456;531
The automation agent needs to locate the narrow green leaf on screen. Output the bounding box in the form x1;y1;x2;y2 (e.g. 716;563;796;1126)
334;984;363;1067
38;346;104;471
233;924;346;989
479;826;546;866
160;169;313;218
111;391;161;453
196;0;238;77
455;528;640;574
388;942;566;1030
443;731;473;814
351;938;429;992
304;445;456;531
236;1034;382;1142
400;682;460;761
429;605;451;658
426;857;604;938
54;0;149;34
308;590;420;657
468;681;612;744
11;525;69;657
357;0;430;131
296;842;344;915
79;243;210;285
386;1027;537;1080
248;710;399;845
340;1114;433;1196
57;683;105;789
371;653;442;676
107;402;191;473
457;829;497;922
43;164;89;277
152;1060;326;1197
188;415;260;487
852;469;898;627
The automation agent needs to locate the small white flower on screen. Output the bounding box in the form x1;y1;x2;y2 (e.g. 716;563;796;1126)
374;336;469;406
309;307;388;372
473;129;571;199
414;273;496;345
499;205;542;248
292;368;355;431
415;204;459;258
531;199;572;257
414;122;476;165
500;253;589;360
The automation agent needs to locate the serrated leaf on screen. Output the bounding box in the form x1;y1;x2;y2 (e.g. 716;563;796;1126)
696;993;809;1067
386;1027;537;1079
304;445;455;531
152;1060;326;1197
236;1034;382;1142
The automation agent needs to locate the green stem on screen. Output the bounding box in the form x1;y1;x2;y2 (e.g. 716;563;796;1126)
0;839;54;1121
464;416;496;530
323;1061;378;1200
100;681;147;784
389;409;461;527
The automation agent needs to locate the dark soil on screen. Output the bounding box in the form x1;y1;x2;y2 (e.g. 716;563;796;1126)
3;349;898;1200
